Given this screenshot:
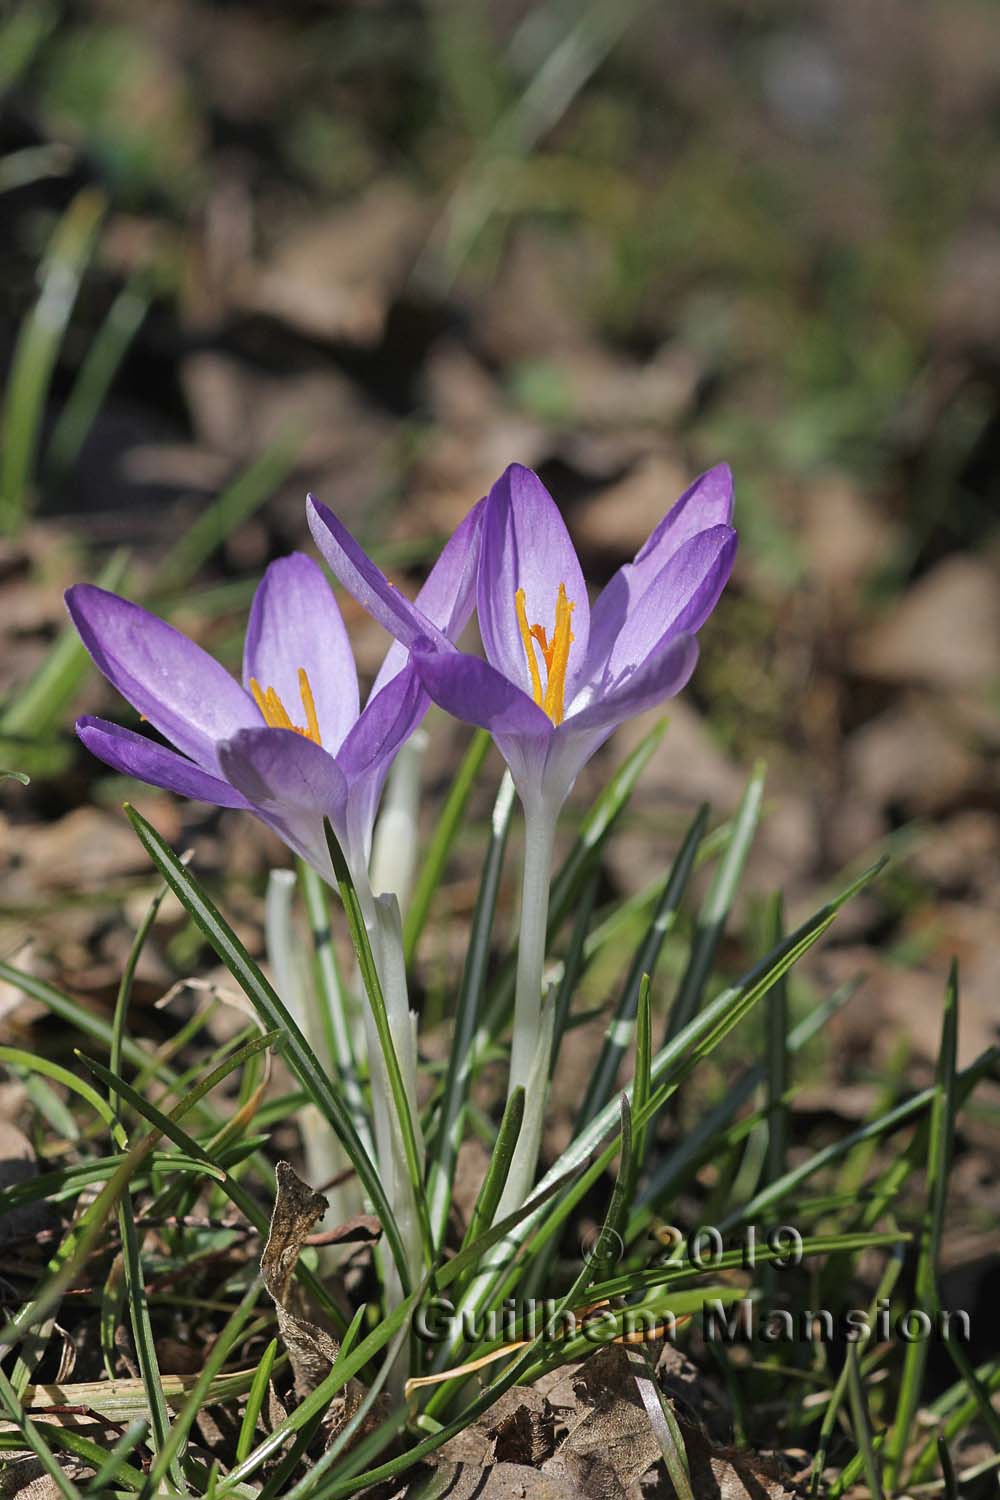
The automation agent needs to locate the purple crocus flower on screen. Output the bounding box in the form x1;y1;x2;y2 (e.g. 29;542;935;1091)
65;503;483;881
307;463;737;812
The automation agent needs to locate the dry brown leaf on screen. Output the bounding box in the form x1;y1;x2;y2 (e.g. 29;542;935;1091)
261;1161;343;1398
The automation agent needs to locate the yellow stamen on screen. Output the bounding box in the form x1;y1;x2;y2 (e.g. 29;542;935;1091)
515;582;575;726
515;588;544;707
297;667;321;745
250;668;322;745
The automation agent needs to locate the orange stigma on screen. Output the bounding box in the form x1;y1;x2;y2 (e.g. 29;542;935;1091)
250;667;322;745
515;583;575;725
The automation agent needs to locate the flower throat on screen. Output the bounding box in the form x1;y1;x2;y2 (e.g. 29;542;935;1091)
515;583;575;725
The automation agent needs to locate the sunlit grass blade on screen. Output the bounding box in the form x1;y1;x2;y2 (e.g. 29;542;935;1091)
403;727;491;964
0;1016;274;1356
664;762;765;1042
0;1047;118;1135
76;1040;346;1339
933;1336;1000;1469
0;963;208;1109
0;1366;82;1500
234;1338;278;1466
579;802;708;1128
142;1279;262;1496
118;1188;181;1492
0;188;106;533
215;1275;426;1493
624;1344;693;1500
428;770;515;1248
111;874;177;1121
47;271;153;480
86;1418;150;1492
150;429;301;595
123;802;411;1291
457;1087;524;1266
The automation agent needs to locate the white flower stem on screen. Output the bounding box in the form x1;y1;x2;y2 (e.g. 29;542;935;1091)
502;798;558;1212
369;728;427;918
265;871;357;1238
356;877;424;1315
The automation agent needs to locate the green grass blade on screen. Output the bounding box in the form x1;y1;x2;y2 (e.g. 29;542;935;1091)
764;891;789;1185
0;0;57;91
0;188;106;533
883;959;958;1493
118;1191;183;1493
84;1418;149;1492
845;1341;884;1500
0;1047;118;1134
428;769;516;1247
455;1087;524;1279
635;981;856;1231
123;802;411;1291
664;762;765;1042
142;1279;261;1496
937;1436;958;1500
0;547;129;752
579;802;708;1128
47;271;153;479
403;727;491;964
469;855;889;1323
809;1248;903;1494
150;429;301;595
0;1366;82;1500
627;1344;694;1500
234;1336;277;1466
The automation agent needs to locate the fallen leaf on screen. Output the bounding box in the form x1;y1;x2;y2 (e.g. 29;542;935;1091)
261;1161;343;1397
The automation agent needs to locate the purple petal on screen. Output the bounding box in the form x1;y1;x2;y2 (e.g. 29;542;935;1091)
335;667;427;859
370;498;485;698
243;553;359;753
306;496;450;653
411;642;553;801
568;631;700;734
477;465;591;703
66;585;258;774
593;525;736;686
218;726;349;875
76;717;251;808
586;464;734;670
338;664;427;783
545;632;700;802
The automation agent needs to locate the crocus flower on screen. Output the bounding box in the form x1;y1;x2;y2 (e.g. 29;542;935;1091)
66;504;483;884
309;461;737;1215
307;462;737;814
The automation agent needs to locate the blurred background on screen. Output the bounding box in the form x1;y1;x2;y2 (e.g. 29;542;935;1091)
1;0;999;1284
